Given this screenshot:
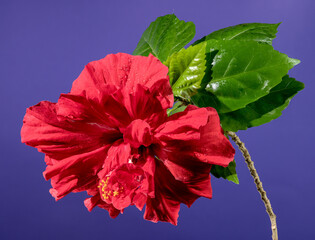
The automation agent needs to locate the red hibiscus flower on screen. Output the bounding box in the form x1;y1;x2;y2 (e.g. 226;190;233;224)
21;53;235;225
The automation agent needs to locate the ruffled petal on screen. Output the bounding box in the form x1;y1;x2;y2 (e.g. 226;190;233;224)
154;105;235;182
84;194;120;218
21;101;120;160
113;84;168;130
192;108;235;166
144;161;211;225
98;139;131;176
44;146;108;200
57;91;132;129
123;119;153;148
154;148;212;182
71;53;173;108
56;94;103;122
154;105;210;141
124;54;169;92
139;153;155;198
144;193;180;226
43;146;108;181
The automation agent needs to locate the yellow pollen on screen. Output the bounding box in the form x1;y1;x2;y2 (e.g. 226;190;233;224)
98;177;113;200
99;177;123;200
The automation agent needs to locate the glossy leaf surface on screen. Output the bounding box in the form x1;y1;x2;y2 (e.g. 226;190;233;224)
193;23;280;45
164;42;209;98
133;14;195;62
220;75;304;131
202;40;299;113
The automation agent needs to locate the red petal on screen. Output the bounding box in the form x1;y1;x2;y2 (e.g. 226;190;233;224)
154;106;235;183
155;105;210;141
57;92;131;129
156;153;212;182
43;146;108;181
133;192;147;211
84;194;120;218
44;147;108;200
56;94;101;122
21;101;119;160
149;78;174;110
141;153;155;198
49;176;78;201
71;53;173;108
116;84;167;129
144;161;211;225
124;54;169;92
123;119;153;148
144;194;180;226
98;139;131;178
193;107;235;166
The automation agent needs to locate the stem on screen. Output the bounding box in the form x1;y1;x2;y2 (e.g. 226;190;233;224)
226;131;278;240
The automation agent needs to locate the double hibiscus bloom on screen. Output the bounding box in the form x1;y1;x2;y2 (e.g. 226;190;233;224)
21;53;235;225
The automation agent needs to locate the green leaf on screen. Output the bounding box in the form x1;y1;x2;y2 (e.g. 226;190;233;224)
220;75;304;132
165;42;210;98
193;23;280;45
211;160;239;184
201;40;299;113
167;101;188;116
133;14;195;62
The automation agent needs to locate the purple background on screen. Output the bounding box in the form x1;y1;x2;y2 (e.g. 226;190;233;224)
1;0;314;239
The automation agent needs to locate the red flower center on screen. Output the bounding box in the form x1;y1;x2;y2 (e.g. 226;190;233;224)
98;164;148;210
123;119;153;148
